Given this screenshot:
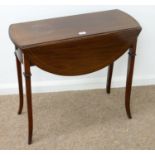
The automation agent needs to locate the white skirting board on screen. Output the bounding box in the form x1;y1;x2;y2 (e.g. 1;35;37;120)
0;76;155;95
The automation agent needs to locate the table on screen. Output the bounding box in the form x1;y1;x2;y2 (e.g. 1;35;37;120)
9;9;142;144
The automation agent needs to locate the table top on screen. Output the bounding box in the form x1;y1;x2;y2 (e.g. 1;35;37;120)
9;9;141;49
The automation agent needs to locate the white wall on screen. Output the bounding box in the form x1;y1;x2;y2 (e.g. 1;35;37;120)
0;5;155;94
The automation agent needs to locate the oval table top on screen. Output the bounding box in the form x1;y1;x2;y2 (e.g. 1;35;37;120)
9;9;141;50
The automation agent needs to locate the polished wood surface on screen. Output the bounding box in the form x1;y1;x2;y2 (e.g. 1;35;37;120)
9;9;142;144
125;41;137;118
15;49;23;115
25;29;139;76
9;9;140;49
106;63;114;94
23;54;33;145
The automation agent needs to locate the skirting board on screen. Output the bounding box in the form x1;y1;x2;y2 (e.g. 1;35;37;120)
0;76;155;95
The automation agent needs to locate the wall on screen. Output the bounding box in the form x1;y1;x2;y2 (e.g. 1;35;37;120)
0;5;155;94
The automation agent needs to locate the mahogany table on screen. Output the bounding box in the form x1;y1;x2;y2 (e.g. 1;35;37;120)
9;9;142;144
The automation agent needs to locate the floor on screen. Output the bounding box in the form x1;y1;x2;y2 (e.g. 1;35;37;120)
0;86;155;149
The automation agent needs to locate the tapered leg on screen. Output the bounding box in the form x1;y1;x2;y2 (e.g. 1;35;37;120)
106;63;114;94
15;52;24;114
24;54;33;144
125;41;137;119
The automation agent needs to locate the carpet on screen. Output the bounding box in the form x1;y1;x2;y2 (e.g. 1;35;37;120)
0;86;155;149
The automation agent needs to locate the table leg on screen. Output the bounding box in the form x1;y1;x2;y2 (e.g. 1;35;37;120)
106;63;114;94
125;41;137;119
23;54;33;144
15;52;24;115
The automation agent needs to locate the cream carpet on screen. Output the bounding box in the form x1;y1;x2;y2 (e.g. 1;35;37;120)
0;86;155;149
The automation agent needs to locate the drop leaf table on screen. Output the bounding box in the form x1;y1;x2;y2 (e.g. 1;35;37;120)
9;9;142;144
